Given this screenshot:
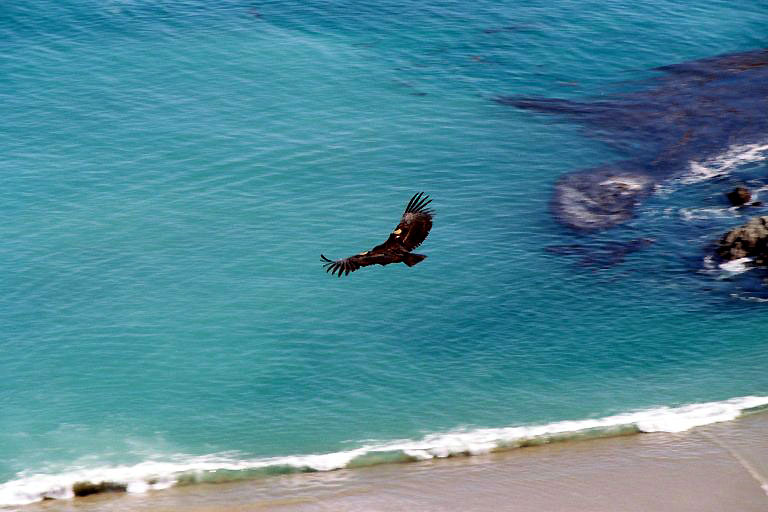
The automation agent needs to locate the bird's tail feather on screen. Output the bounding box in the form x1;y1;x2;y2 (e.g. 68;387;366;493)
402;253;427;267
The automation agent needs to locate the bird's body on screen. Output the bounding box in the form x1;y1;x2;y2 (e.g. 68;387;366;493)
321;193;434;277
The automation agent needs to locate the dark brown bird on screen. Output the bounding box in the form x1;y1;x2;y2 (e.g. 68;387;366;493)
321;192;434;277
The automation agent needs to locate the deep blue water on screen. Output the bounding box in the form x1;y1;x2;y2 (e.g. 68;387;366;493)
2;0;768;504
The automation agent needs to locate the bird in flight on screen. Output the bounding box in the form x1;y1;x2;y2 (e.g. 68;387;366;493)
321;192;434;277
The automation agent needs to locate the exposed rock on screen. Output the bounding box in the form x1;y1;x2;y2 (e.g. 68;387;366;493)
72;481;127;497
716;216;768;265
726;187;752;206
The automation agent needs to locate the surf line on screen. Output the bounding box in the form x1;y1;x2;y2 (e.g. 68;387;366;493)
3;395;768;506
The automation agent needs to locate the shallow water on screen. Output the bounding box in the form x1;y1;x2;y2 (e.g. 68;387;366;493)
2;0;768;506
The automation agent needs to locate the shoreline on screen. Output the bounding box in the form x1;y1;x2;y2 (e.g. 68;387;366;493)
5;395;768;507
20;410;768;512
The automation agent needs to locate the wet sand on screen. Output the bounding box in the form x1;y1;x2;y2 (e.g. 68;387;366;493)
28;412;768;512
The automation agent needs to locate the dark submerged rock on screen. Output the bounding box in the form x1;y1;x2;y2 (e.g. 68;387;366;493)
72;481;127;497
546;238;655;268
716;216;768;265
551;164;655;230
727;187;752;206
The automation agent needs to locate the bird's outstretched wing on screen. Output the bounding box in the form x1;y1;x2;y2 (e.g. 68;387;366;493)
320;193;434;277
320;252;392;277
386;192;434;251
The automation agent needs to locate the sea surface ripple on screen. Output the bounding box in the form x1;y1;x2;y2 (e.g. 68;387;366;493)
2;0;768;506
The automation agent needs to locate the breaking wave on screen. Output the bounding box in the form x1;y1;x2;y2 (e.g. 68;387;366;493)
682;141;768;185
2;395;767;507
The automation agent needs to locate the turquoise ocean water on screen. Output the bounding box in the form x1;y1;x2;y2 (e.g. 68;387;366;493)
2;0;768;505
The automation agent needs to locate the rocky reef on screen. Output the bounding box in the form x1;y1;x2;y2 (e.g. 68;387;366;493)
716;216;768;266
551;163;655;231
496;48;768;231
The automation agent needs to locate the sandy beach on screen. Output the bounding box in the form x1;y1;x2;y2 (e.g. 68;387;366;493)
25;411;768;512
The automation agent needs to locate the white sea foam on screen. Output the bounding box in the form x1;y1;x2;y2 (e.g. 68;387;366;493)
679;206;738;222
700;256;755;279
718;257;754;275
729;293;768;303
2;395;767;506
682;142;768;185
